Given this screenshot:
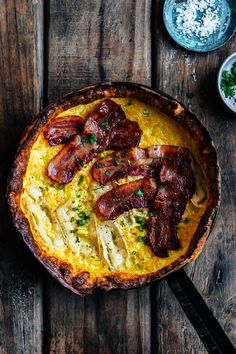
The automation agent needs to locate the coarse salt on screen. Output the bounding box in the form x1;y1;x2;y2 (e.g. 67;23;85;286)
175;0;221;39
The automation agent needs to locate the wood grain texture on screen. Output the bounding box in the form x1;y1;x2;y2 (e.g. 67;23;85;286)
45;1;152;353
0;0;44;353
152;0;236;352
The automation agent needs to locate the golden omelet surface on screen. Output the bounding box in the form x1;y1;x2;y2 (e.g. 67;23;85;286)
20;98;207;280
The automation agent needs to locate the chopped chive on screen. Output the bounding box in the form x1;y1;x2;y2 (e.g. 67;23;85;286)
111;231;116;240
135;189;143;198
72;207;79;211
135;216;143;224
105;170;111;176
70;217;75;222
131;251;136;255
78;175;84;184
137;236;148;245
125;99;133;107
76;236;80;244
114;157;121;165
81;138;87;145
89;133;97;144
93;186;103;191
143;108;151;116
138;225;145;232
148;210;154;217
101;120;109;126
78;211;89;220
77;219;85;226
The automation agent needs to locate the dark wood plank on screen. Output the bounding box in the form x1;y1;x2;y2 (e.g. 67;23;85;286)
45;1;152;353
152;0;236;352
0;0;44;353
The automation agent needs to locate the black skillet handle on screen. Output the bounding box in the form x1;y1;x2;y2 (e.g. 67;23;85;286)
166;269;236;354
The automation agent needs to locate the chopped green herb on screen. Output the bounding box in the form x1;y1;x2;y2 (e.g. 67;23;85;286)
78;211;89;220
70;217;75;222
124;149;129;156
125;99;133;107
135;216;143;224
78;175;84;184
114;157;121;165
89;133;97;144
50;183;65;190
76;195;80;198
131;251;136;255
137;236;148;245
105;170;111;176
220;62;236;100
135;189;143;198
111;231;116;240
81;138;87;145
77;219;85;226
148;211;154;217
143;108;151;116
101;120;109;126
72;207;79;211
76;236;80;244
138;224;145;232
93;186;104;191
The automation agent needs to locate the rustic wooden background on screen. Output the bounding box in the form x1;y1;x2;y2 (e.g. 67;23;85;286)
1;1;236;353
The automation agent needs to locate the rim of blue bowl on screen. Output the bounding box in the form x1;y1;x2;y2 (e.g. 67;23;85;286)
217;52;236;113
163;0;236;53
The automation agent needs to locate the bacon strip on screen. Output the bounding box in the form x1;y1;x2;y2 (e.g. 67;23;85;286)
44;107;141;149
96;178;158;220
148;159;195;257
44;116;84;146
110;119;142;150
91;145;190;185
91;147;155;185
47;100;125;184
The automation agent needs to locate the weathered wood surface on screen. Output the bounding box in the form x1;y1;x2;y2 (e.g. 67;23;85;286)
153;1;236;352
1;0;236;353
0;0;44;353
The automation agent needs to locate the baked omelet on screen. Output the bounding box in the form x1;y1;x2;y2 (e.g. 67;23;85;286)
8;83;220;294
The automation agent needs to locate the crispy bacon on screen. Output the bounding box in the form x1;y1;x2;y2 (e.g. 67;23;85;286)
91;145;190;185
91;147;155;185
110;119;142;149
148;159;195;257
96;178;158;220
93;145;195;257
44;116;84;146
47;100;125;184
44;106;141;149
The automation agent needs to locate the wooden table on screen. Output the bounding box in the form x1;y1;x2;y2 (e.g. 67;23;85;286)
1;1;236;353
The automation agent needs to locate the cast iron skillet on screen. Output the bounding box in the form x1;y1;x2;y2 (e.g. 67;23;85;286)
7;83;235;352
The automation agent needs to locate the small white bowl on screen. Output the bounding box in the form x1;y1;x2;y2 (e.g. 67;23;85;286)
218;52;236;113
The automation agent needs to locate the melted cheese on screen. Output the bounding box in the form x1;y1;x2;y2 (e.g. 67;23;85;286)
21;98;208;279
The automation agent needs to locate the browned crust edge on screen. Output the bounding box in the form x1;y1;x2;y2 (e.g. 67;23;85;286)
7;82;221;296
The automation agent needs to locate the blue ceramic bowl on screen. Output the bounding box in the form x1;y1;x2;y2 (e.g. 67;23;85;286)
218;52;236;113
163;0;236;52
